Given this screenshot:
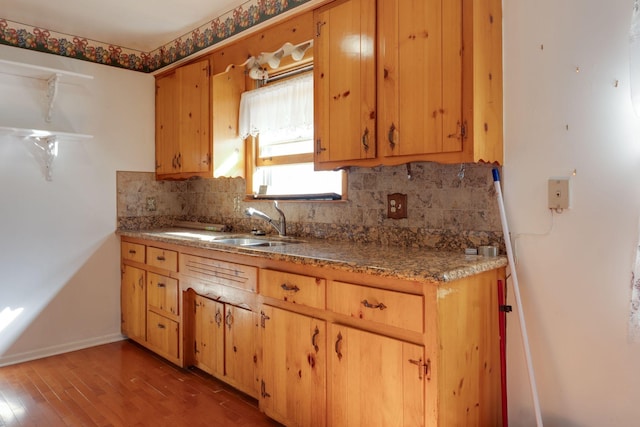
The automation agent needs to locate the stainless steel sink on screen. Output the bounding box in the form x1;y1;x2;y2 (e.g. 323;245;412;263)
162;230;303;247
214;237;298;247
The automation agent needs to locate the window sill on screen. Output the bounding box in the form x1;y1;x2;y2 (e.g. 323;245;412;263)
244;194;346;203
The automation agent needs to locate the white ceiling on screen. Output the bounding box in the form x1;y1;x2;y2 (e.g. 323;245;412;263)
1;0;244;52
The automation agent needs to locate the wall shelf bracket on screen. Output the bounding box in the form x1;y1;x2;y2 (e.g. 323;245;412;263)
31;135;58;181
0;126;93;181
0;59;93;123
46;74;60;123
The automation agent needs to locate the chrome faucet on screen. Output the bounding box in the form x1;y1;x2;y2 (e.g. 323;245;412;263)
244;201;287;236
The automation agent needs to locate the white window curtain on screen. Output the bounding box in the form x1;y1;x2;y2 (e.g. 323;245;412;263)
238;72;313;140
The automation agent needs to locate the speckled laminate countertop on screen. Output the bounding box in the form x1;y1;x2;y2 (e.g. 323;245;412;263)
118;228;507;283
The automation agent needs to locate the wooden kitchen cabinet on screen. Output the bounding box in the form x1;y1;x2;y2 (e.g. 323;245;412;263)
120;235;503;426
155;59;211;179
260;305;327;427
328;323;425;427
120;264;146;343
146;271;181;361
192;293;258;396
314;0;503;170
378;0;463;159
120;241;183;366
313;0;376;165
192;294;224;377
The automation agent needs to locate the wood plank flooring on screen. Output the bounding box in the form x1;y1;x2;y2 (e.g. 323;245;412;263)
0;340;281;427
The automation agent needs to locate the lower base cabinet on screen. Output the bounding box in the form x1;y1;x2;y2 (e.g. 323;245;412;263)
120;236;504;427
191;292;259;397
120;264;146;343
260;305;327;427
328;324;425;427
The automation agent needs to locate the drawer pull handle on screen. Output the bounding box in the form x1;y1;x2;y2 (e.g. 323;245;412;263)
215;309;223;327
280;283;300;292
311;326;320;353
157;283;166;288
128;249;137;254
157;323;166;329
156;255;166;261
361;299;387;310
334;332;343;361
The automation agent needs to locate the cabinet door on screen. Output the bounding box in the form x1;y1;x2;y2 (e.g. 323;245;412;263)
155;73;179;175
329;324;425;427
314;0;376;164
225;306;259;397
261;306;326;427
379;0;463;157
121;265;146;342
177;59;211;174
212;66;245;178
193;295;224;378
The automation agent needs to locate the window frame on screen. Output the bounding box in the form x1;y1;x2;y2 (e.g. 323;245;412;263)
242;67;347;201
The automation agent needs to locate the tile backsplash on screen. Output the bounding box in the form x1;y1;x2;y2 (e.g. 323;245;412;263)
117;162;504;252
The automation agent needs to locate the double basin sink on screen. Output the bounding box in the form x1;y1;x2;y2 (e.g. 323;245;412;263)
164;230;303;248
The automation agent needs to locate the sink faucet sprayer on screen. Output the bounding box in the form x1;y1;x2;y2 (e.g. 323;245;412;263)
244;201;287;236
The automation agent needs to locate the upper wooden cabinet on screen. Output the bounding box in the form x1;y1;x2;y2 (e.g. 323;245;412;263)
314;0;503;170
379;0;463;158
155;59;246;180
314;0;376;164
155;59;211;179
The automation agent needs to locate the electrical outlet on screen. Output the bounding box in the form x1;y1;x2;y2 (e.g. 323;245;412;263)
146;196;157;212
548;178;570;210
387;193;407;219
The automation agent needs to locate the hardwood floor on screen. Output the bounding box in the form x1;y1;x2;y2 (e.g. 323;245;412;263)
0;340;281;427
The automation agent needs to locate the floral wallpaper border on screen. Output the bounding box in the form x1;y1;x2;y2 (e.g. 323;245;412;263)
0;0;312;73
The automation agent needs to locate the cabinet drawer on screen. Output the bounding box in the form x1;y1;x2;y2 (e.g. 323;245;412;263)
147;272;179;316
180;254;257;292
328;281;424;333
121;242;145;263
147;247;178;272
260;269;326;309
146;311;180;359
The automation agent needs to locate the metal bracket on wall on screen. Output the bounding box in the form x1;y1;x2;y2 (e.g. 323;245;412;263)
0;126;93;181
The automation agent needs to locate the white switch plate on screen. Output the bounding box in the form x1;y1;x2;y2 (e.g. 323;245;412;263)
548;178;570;210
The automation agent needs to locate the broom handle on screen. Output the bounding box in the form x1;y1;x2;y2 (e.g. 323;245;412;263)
493;168;544;427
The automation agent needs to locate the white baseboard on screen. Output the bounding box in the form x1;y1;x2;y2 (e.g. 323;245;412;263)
0;333;126;367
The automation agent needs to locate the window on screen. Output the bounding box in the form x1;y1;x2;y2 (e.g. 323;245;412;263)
239;71;344;200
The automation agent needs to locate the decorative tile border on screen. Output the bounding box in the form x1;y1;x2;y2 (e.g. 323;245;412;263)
0;0;312;73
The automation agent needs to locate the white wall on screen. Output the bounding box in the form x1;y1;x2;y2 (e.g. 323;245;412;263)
503;0;640;425
0;45;155;365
